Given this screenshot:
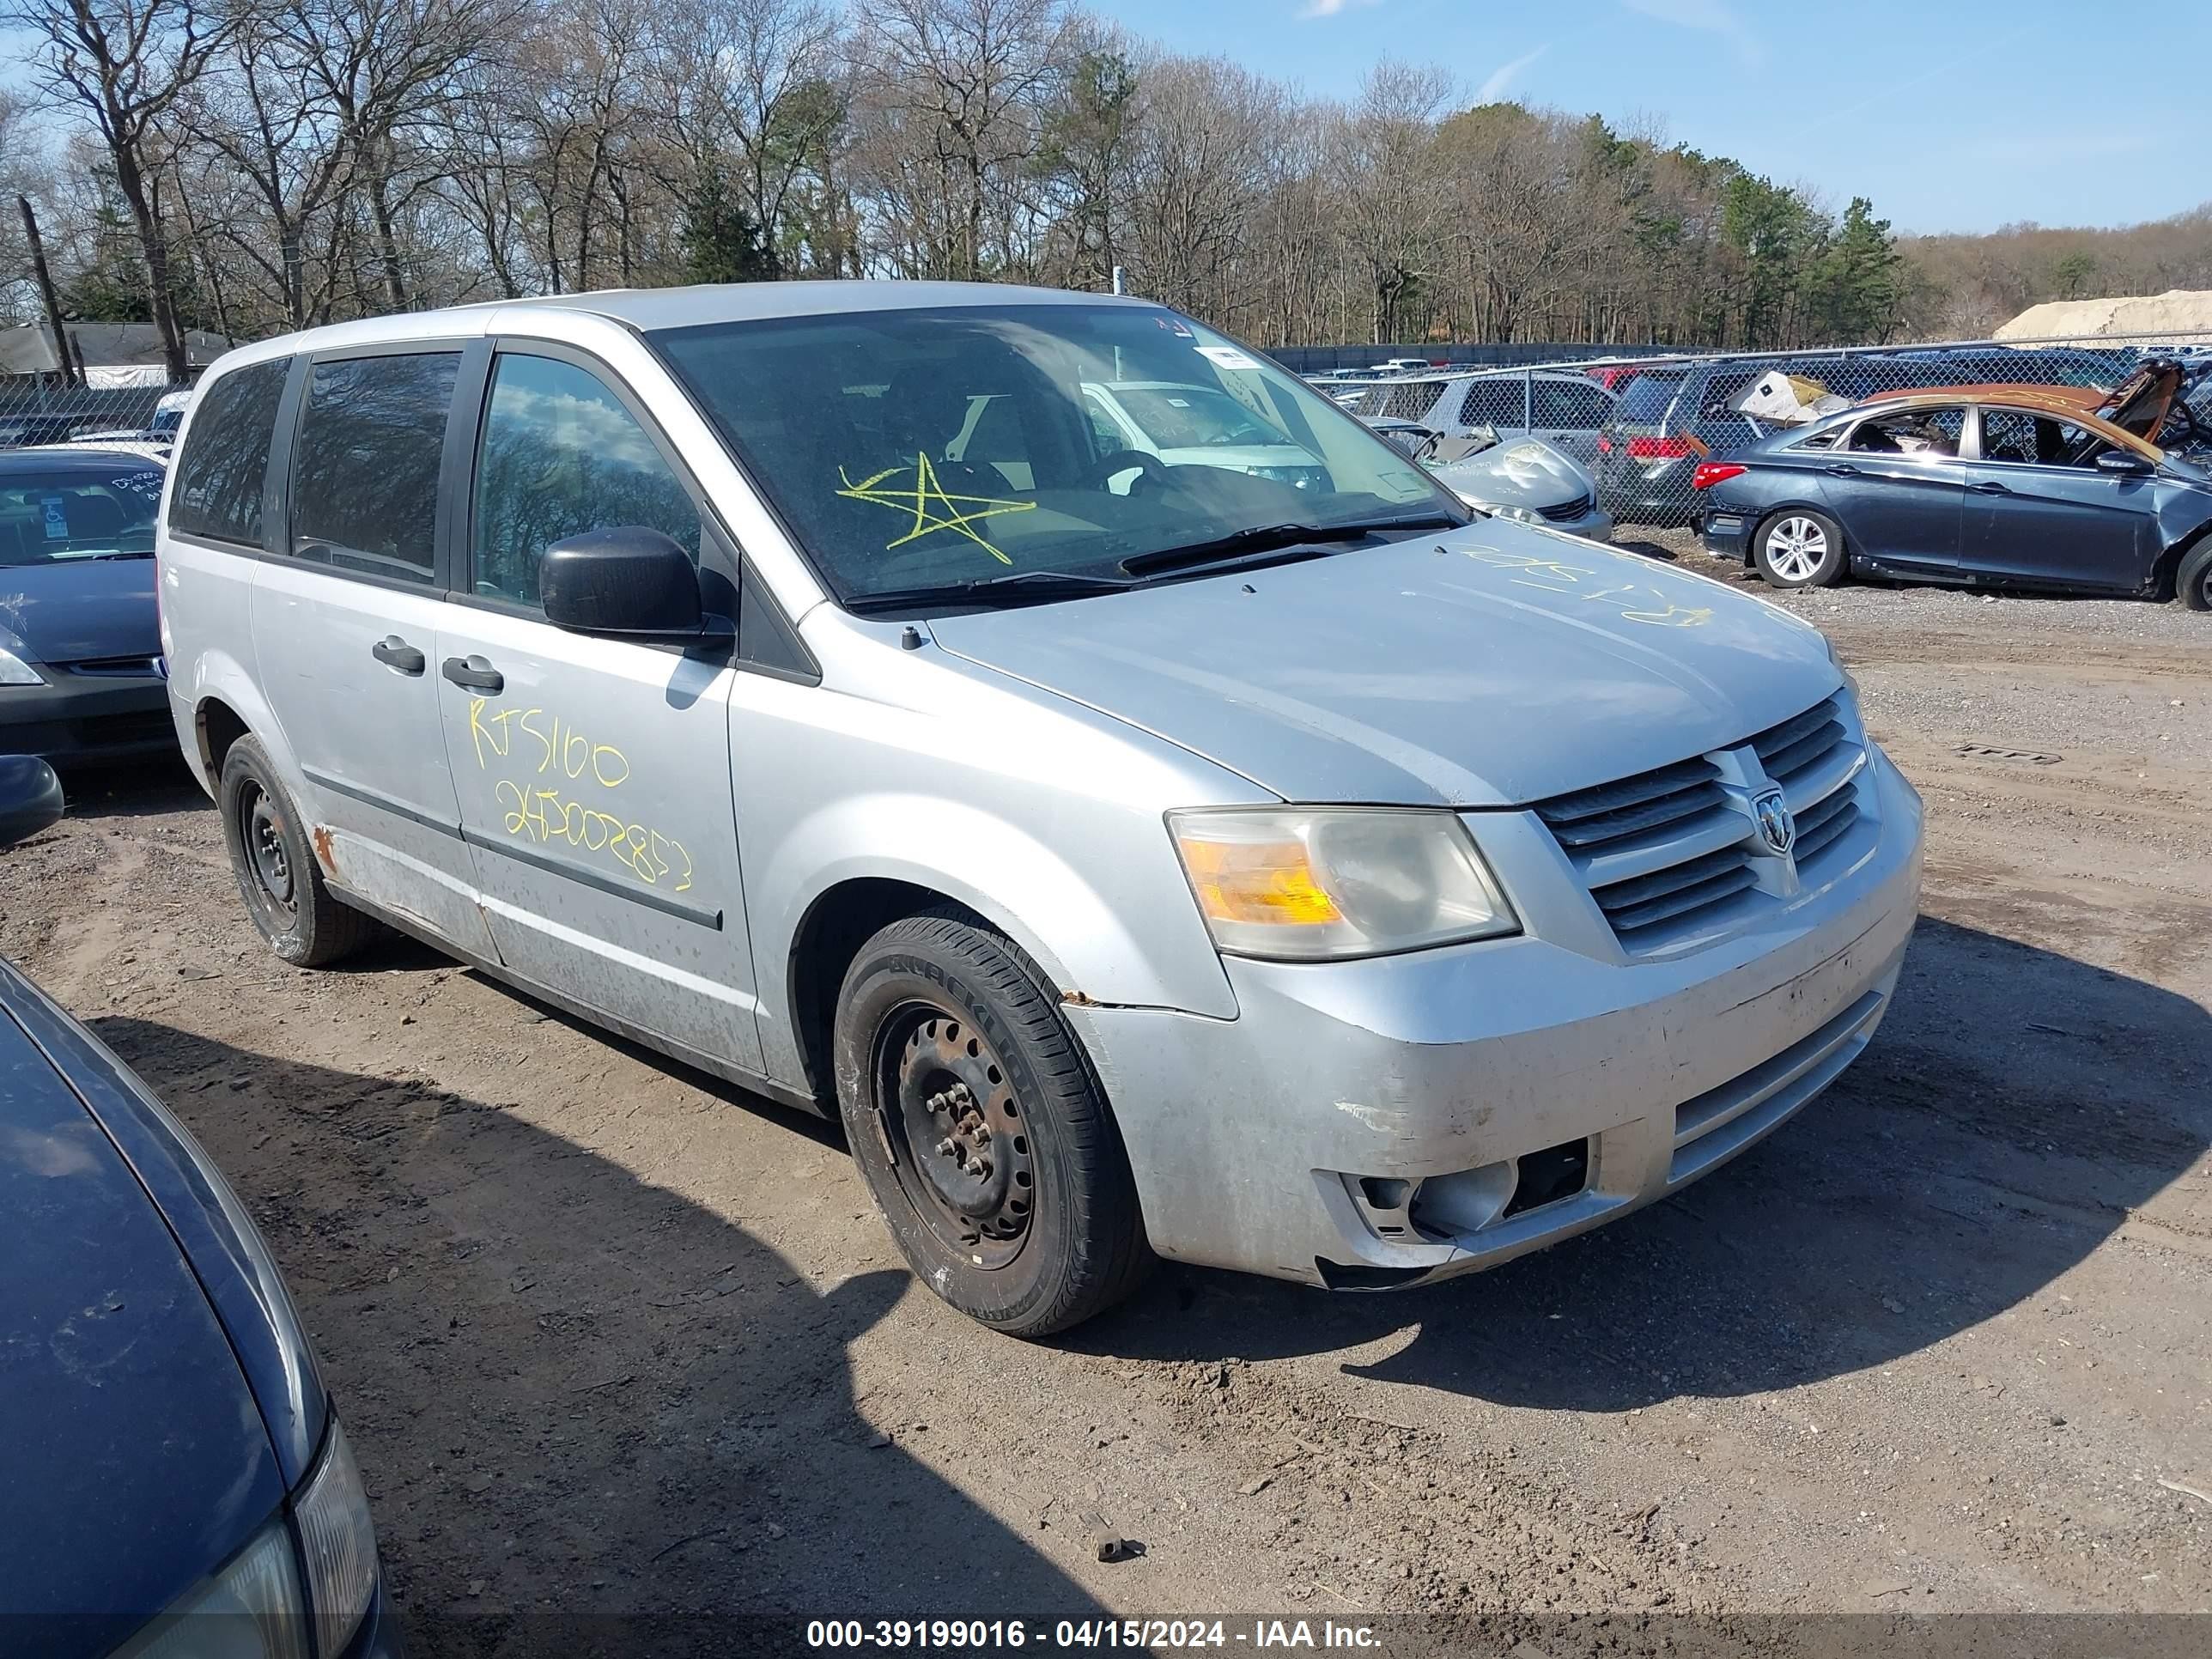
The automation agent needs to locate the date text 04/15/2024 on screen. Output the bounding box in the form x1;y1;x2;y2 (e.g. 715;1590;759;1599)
804;1620;1382;1650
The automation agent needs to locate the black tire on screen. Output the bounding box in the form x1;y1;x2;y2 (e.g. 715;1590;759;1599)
2179;538;2212;612
833;909;1152;1337
218;735;377;967
1752;507;1848;589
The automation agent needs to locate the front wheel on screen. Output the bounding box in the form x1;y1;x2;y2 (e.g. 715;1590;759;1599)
1753;508;1847;588
833;910;1152;1337
2178;539;2212;611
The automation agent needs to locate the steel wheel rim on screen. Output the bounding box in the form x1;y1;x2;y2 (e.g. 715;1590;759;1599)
1767;516;1828;581
874;1002;1036;1269
241;784;295;915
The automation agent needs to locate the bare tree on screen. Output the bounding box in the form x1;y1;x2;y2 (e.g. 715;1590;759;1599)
3;0;233;374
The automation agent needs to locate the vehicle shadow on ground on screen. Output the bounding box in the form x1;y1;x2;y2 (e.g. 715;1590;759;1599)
1075;916;2212;1413
89;1018;1107;1656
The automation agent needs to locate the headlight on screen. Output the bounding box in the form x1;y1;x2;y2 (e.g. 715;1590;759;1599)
113;1521;308;1659
112;1419;377;1659
1169;807;1519;960
1467;500;1541;525
0;645;45;685
295;1420;378;1659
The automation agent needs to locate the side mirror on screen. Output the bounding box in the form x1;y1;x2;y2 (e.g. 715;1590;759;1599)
539;527;716;641
0;754;64;849
2095;448;2154;477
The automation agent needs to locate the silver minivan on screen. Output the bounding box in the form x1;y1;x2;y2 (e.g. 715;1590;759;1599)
158;283;1922;1335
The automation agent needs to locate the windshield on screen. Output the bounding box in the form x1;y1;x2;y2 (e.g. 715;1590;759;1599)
650;303;1451;605
0;464;163;565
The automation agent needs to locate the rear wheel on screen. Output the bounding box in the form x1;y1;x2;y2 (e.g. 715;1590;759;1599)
219;736;377;966
833;909;1151;1337
1753;508;1847;588
2179;539;2212;612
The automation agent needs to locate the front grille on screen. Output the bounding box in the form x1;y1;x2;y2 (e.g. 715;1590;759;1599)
1534;693;1869;953
1752;698;1848;786
1539;492;1594;522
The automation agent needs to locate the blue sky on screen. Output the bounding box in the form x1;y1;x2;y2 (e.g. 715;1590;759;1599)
1100;0;2206;236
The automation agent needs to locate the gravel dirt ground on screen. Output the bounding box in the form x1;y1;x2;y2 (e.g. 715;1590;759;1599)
3;549;2209;1654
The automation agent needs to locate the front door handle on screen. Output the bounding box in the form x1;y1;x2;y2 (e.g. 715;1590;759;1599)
1823;463;1860;477
371;636;425;676
441;655;504;694
1968;479;2011;495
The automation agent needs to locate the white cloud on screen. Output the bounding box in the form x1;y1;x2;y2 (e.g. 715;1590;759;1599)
1299;0;1382;19
1619;0;1765;67
1475;45;1549;105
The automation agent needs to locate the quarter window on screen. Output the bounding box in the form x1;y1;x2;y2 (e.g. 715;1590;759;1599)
471;354;701;609
290;353;458;583
168;357;289;547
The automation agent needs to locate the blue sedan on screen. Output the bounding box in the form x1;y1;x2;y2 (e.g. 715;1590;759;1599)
0;754;402;1658
1;448;173;763
1694;390;2212;608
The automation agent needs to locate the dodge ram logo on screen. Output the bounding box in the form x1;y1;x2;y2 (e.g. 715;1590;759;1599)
1752;786;1795;856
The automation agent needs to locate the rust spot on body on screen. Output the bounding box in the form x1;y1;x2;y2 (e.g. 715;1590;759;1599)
1060;988;1100;1007
311;825;337;876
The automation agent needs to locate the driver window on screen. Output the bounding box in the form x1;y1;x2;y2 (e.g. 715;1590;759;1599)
1978;409;2106;469
1846;407;1964;458
472;353;701;609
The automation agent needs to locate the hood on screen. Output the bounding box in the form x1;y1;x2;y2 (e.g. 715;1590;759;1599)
0;556;159;665
930;522;1840;807
0;991;287;1627
1432;439;1593;511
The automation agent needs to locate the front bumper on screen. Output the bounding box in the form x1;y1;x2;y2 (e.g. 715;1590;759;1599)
1;672;173;763
1068;744;1923;1286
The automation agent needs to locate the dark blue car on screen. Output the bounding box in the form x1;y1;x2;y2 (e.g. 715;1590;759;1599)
1;448;174;763
0;755;401;1658
1693;388;2212;607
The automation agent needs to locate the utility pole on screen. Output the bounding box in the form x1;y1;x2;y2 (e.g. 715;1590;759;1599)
18;195;76;390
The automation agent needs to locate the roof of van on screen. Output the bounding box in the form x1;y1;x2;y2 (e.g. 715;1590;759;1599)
206;282;1157;372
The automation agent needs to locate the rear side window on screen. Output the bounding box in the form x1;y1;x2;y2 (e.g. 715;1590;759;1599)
1456;380;1524;428
169;358;289;547
1533;379;1609;428
290;353;458;584
1613;374;1684;425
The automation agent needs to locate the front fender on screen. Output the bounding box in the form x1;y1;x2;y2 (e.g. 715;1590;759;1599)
752;790;1240;1089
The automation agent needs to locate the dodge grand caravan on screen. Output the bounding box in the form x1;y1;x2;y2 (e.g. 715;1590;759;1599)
158;283;1923;1336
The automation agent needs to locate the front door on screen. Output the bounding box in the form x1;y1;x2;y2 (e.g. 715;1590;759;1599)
1818;404;1969;573
1960;408;2158;592
251;347;499;958
432;347;763;1073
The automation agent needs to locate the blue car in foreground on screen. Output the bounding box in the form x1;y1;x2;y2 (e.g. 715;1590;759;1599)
1694;384;2212;607
0;753;400;1658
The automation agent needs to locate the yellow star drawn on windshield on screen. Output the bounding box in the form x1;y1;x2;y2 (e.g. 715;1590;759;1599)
836;453;1037;566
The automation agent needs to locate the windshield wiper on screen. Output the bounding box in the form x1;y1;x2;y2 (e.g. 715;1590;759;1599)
843;568;1139;613
1117;514;1461;576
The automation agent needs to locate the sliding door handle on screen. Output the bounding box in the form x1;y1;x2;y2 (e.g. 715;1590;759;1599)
441;655;504;694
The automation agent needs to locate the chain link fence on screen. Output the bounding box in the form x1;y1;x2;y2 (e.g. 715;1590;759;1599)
0;375;186;453
1309;331;2212;530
